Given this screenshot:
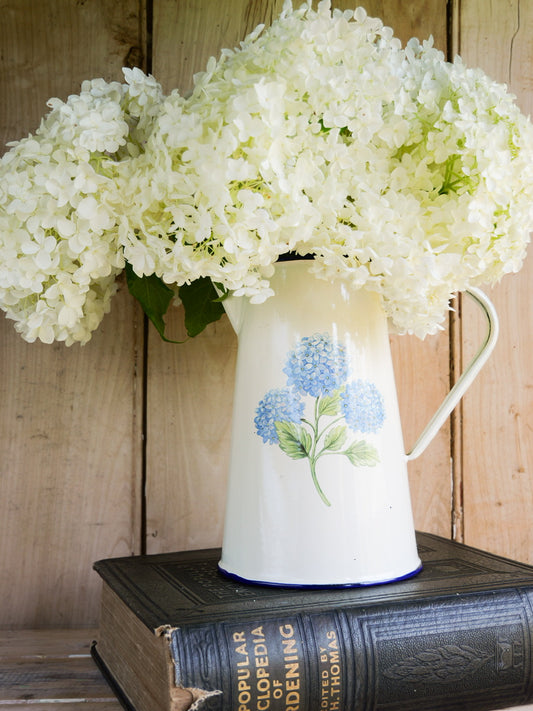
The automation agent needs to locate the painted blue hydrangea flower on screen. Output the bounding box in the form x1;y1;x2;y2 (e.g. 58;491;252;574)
341;380;385;433
254;334;386;505
254;387;305;444
283;332;349;397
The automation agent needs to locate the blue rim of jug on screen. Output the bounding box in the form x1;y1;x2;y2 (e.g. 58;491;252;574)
217;561;423;589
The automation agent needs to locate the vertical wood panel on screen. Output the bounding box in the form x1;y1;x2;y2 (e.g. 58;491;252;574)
0;0;146;144
454;0;533;564
362;0;452;539
153;0;286;95
146;0;285;554
0;0;145;627
146;0;452;556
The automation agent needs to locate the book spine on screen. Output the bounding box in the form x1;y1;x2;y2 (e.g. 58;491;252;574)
169;588;533;711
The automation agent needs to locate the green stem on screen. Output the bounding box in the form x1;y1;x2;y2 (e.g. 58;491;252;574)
309;456;331;507
300;400;329;506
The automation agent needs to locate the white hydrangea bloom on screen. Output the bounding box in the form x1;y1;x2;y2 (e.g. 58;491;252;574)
0;69;163;344
2;2;533;343
116;1;533;337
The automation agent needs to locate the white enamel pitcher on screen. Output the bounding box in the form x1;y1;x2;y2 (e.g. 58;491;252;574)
218;261;498;587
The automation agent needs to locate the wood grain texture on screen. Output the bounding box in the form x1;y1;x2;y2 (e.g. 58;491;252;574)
152;0;286;94
0;0;145;627
452;0;533;564
0;629;122;708
0;285;144;627
145;313;236;553
0;0;145;144
0;628;95;658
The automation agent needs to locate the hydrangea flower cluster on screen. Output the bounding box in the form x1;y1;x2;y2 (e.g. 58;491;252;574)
254;387;304;444
2;2;533;343
341;380;385;433
117;1;533;337
255;332;385;505
0;68;163;344
283;333;349;397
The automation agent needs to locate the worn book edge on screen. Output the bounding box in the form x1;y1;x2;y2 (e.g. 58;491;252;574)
91;641;136;711
157;625;223;711
91;640;218;711
96;583;220;711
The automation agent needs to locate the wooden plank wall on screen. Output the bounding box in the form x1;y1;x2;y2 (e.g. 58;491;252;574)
0;0;146;628
454;0;533;560
0;0;532;638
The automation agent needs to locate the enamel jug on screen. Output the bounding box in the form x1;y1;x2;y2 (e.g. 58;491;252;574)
218;261;498;586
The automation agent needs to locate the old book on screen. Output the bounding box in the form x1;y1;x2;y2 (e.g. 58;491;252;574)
92;532;533;711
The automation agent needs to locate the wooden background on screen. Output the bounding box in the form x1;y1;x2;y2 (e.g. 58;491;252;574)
1;0;532;646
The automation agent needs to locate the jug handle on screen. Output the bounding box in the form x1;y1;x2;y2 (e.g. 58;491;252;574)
406;288;499;461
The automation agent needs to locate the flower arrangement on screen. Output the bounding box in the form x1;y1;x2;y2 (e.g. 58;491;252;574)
1;1;533;345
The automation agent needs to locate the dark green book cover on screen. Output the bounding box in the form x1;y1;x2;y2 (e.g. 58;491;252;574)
93;532;533;710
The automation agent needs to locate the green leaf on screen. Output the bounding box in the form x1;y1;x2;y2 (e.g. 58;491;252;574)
344;440;380;467
275;421;311;460
318;392;341;417
179;277;225;337
125;262;184;343
323;425;347;452
317;119;351;139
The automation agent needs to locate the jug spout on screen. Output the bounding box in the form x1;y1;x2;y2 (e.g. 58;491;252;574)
213;282;245;334
221;293;245;334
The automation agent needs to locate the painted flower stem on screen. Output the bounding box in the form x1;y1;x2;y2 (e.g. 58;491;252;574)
309;455;331;507
301;397;344;506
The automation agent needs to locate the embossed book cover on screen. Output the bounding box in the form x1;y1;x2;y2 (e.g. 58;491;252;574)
93;532;533;711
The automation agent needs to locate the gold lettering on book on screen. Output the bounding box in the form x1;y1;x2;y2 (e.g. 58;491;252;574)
279;624;301;710
232;624;307;710
252;626;272;710
318;630;342;710
233;631;252;711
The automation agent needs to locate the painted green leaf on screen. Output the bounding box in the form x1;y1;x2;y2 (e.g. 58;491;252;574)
344;440;380;467
318;392;341;416
276;421;311;460
323;425;347;451
179;277;225;337
301;429;313;455
125;262;184;343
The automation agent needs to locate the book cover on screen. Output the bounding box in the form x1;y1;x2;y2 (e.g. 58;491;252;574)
93;532;533;711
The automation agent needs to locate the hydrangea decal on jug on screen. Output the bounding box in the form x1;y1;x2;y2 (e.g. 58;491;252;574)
2;1;533;586
255;332;385;507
